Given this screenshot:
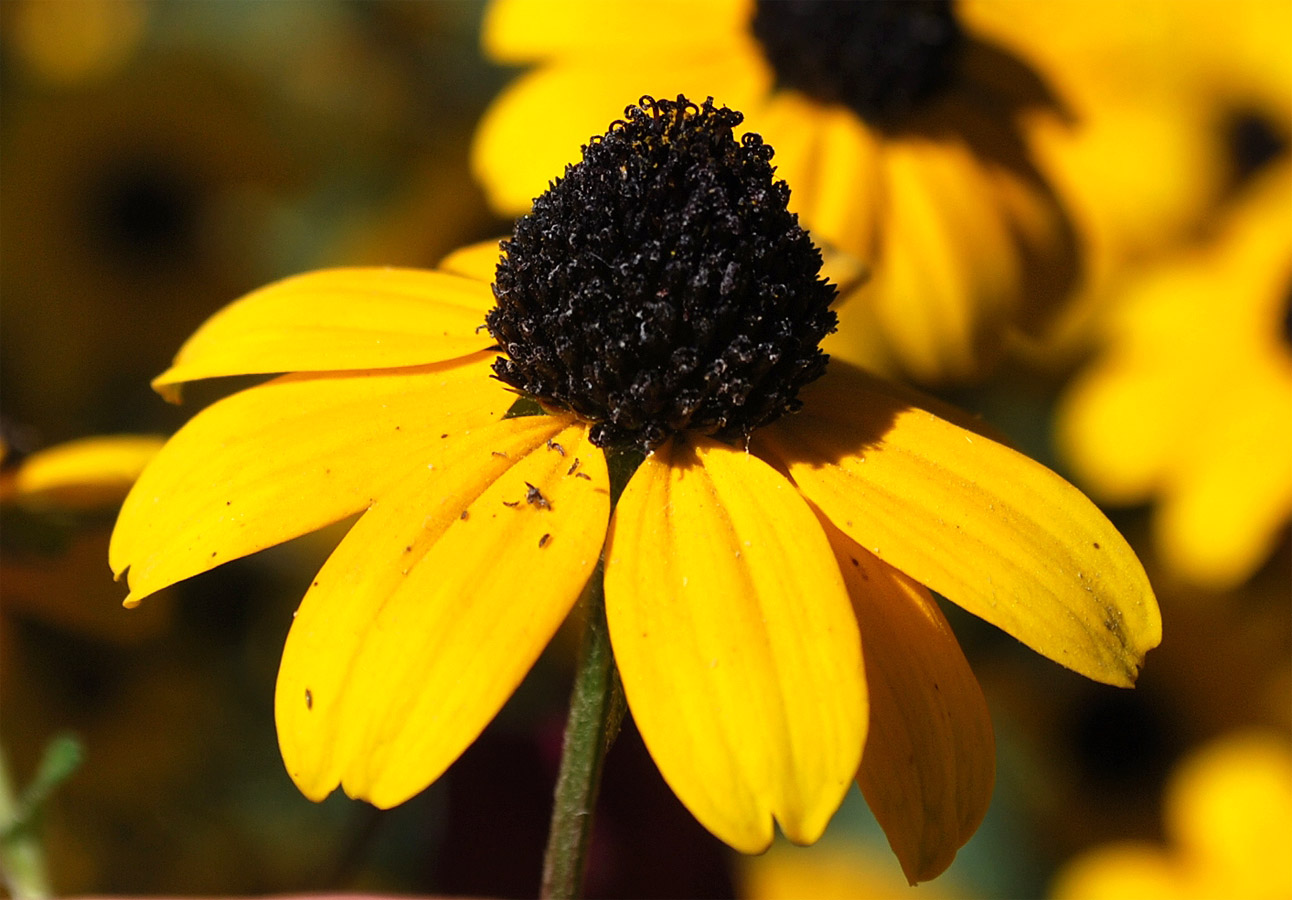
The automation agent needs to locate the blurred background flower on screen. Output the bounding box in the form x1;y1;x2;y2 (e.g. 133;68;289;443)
1049;730;1292;900
1;0;1288;896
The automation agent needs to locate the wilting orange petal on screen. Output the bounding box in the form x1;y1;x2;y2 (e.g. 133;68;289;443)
822;517;994;884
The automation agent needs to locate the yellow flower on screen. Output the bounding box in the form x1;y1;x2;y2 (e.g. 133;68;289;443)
471;0;1078;384
111;97;1158;883
1057;162;1292;590
1050;731;1292;900
969;0;1292;354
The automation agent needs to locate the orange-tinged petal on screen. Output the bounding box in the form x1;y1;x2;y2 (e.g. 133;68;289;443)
758;363;1159;687
822;519;995;885
471;54;770;216
604;436;866;853
111;354;513;605
277;419;609;807
483;0;751;63
153;269;497;396
4;434;164;509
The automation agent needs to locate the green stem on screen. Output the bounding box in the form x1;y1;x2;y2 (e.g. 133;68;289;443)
540;566;624;900
540;445;639;899
0;743;52;900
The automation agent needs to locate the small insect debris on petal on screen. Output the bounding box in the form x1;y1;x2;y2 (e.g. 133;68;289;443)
305;689;313;710
567;457;581;475
575;472;591;480
538;533;551;548
502;500;520;508
460;509;469;520
546;439;565;456
525;482;551;509
492;450;509;458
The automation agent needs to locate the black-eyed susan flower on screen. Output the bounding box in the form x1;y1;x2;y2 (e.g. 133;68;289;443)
1057;162;1292;591
471;0;1078;384
1050;731;1292;900
969;0;1292;356
112;97;1158;883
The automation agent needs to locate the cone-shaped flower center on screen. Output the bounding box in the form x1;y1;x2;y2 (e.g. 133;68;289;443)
751;0;963;128
487;96;837;451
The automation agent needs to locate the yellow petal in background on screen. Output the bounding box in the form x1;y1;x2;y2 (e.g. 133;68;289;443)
1167;732;1292;899
277;420;609;808
866;138;1020;383
760;364;1159;687
471;55;770;216
605;437;866;853
822;519;995;885
756;92;882;261
1057;357;1189;505
2;434;163;509
1050;843;1184;900
1156;377;1292;591
111;354;512;605
438;238;506;282
483;0;750;64
153;268;497;396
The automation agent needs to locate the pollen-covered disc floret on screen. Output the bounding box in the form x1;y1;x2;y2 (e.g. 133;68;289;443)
751;0;962;128
487;96;837;451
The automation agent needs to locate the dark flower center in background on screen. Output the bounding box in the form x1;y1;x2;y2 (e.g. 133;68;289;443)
1225;109;1289;188
1281;278;1292;351
751;0;963;128
86;157;198;265
487;96;836;451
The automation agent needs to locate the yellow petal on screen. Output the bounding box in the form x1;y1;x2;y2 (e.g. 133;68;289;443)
822;519;995;885
1156;379;1292;591
1166;732;1292;898
754;92;882;260
483;0;750;63
867;138;1021;382
1057;355;1187;505
153;268;497;396
111;353;513;604
604;436;866;853
471;53;770;216
758;363;1160;687
5;434;164;509
438;238;506;282
277;419;609;807
1050;843;1183;900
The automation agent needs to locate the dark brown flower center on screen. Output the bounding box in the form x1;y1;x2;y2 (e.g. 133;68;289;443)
486;96;836;451
751;0;963;129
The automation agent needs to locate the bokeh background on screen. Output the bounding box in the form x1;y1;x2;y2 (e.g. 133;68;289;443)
2;1;1289;897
